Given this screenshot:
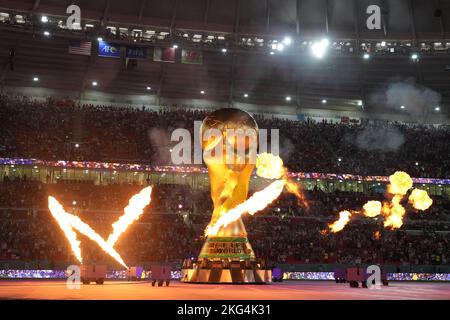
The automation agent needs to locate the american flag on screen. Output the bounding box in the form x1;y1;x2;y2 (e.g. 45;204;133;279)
68;40;92;56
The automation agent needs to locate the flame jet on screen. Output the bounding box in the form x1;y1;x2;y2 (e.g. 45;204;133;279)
205;180;285;236
256;153;308;207
327;171;433;233
205;153;307;236
48;196;128;268
408;189;433;211
48;186;152;268
107;186;152;246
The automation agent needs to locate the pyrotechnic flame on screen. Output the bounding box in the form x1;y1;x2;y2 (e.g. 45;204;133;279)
48;197;82;263
256;153;308;207
48;187;152;268
383;195;406;229
48;196;128;268
363;201;382;217
374;230;381;240
328;211;352;233
285;180;309;208
408;188;433;211
107;186;152;246
381;201;391;216
387;171;413;196
256;153;285;179
327;171;433;233
205;153;309;236
205;180;285;236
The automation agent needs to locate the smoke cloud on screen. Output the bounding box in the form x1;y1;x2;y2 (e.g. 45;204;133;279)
368;77;442;118
279;138;295;161
147;127;171;164
355;126;405;152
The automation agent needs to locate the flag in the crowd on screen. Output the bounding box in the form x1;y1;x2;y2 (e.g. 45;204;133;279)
341;116;350;124
68;40;92;56
181;49;203;64
98;41;121;58
153;47;175;63
126;46;147;59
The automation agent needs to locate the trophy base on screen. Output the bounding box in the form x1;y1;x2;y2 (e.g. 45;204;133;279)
181;258;272;284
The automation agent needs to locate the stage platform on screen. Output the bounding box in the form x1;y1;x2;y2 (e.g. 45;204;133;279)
0;280;449;300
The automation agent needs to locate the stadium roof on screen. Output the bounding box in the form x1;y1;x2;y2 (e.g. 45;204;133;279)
0;0;449;117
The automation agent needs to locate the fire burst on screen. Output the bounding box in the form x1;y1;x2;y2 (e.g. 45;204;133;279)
205;180;285;236
107;187;153;246
48;186;152;268
256;153;308;207
408;188;433;211
206;153;307;236
328;210;352;233
328;171;433;233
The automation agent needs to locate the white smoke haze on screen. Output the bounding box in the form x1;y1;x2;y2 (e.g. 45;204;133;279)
368;77;442;117
147;127;171;164
279;138;295;161
356;126;405;152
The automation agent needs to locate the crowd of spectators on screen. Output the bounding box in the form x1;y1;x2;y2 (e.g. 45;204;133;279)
1;95;449;177
0;179;448;266
247;217;448;266
0;94;448;267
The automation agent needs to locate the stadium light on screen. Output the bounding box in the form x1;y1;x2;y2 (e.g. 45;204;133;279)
221;48;227;53
400;105;405;109
92;81;98;86
41;16;48;23
200;90;205;94
357;100;363;106
435;106;440;111
363;53;370;60
411;53;419;61
43;31;50;36
244;93;248;98
285;96;291;101
173;44;178;49
311;38;329;59
276;43;285;51
270;51;275;55
283;37;292;46
75;143;79;148
97;37;103;42
72;201;77;206
322;99;327;104
146;86;151;90
33;77;39;82
338;158;342;162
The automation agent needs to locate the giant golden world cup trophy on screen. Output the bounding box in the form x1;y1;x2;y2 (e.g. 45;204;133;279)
182;108;272;284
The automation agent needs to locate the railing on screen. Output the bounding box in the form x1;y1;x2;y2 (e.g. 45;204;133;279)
0;261;449;274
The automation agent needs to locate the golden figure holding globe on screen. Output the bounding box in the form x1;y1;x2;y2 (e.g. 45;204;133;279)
182;108;272;283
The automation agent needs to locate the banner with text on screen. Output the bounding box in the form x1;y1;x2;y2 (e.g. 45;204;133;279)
98;41;121;58
125;46;147;59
